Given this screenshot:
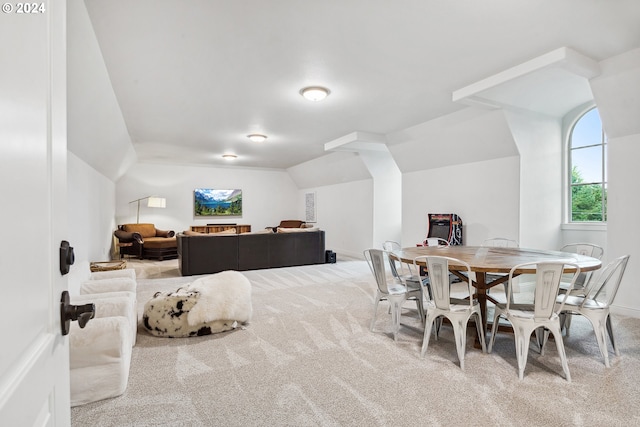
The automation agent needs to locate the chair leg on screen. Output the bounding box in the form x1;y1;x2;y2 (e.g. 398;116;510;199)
474;312;487;353
450;316;469;370
606;315;619;357
391;301;401;342
564;313;573;336
487;310;502;353
513;326;532;380
590;314;612;368
415;298;425;323
370;295;381;332
421;315;435;358
550;325;571;382
536;327;548;355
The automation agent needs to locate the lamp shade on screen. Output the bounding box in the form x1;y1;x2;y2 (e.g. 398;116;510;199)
147;197;166;208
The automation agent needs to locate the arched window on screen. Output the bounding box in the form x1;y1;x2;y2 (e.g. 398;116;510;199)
568;107;607;222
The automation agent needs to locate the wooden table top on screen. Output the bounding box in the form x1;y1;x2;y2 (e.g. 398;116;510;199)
394;246;602;274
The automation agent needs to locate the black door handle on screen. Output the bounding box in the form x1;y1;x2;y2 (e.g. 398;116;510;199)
60;291;95;336
60;240;75;275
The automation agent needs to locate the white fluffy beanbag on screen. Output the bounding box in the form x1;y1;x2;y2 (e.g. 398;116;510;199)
143;270;252;338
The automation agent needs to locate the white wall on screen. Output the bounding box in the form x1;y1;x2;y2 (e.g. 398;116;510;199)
504;110;563;250
297;179;373;258
402;156;520;247
67;0;136;181
590;48;640;317
115;162;300;233
67;152;116;295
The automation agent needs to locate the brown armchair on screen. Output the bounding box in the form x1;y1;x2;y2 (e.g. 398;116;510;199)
265;220;306;232
114;223;177;260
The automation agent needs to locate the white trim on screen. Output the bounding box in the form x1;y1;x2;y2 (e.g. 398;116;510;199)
611;304;640;319
561;222;607;232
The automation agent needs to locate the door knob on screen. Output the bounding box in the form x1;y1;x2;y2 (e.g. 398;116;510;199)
60;291;95;336
60;240;75;275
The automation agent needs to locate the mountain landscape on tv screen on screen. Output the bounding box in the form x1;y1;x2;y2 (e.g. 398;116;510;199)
194;189;242;216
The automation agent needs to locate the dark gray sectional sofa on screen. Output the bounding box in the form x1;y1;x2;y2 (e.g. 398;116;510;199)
177;230;326;276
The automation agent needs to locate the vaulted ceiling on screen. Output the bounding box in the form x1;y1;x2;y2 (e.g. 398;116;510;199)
76;0;640;172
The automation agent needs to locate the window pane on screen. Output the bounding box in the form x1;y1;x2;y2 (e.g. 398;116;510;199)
572;145;603;183
571;108;602;148
571;183;604;221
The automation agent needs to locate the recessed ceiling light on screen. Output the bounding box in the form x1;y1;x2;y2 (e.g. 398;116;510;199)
300;86;330;102
222;154;237;160
247;134;267;143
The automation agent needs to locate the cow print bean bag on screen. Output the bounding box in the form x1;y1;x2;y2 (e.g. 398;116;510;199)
143;270;252;338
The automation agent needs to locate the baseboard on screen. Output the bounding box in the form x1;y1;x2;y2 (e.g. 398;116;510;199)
611;304;640;318
334;250;365;260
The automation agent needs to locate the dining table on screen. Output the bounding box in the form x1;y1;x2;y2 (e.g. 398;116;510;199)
392;245;603;343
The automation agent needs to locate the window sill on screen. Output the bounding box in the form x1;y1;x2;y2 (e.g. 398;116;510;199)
561;222;607;232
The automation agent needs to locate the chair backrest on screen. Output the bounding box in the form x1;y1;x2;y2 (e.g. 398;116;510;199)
364;249;396;295
382;241;400;252
381;241;407;280
424;237;450;247
561;243;604;260
583;255;630;307
414;255;473;310
508;261;581;320
482;237;519;248
560;243;604;287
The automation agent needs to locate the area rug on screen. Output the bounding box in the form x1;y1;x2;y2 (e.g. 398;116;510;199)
71;260;640;426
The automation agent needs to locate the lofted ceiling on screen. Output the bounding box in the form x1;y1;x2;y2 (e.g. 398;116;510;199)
80;0;640;171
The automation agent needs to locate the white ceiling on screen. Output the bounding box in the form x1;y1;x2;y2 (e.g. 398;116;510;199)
82;0;640;170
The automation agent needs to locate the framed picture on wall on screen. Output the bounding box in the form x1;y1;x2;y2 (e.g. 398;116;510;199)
305;192;316;223
194;188;242;217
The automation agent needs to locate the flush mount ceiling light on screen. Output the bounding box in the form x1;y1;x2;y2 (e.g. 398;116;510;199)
247;134;267;143
222;154;237;160
300;86;330;102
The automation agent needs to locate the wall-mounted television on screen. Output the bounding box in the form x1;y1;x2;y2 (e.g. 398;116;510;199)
194;189;242;217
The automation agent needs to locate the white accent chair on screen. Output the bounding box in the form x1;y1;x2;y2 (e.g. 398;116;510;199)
416;255;486;370
482;237;519;302
365;249;415;341
382;241;427;318
559;243;604;335
69;268;138;406
559;255;629;367
424;237;450;247
488;261;580;381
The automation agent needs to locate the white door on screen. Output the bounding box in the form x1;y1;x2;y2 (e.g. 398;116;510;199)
0;1;71;425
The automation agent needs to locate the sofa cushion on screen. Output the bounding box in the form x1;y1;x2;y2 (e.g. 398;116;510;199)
143;236;177;249
277;227;319;233
123;223;157;238
183;230;206;236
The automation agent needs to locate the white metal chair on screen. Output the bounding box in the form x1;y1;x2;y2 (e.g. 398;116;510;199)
364;249;413;341
482;237;519;248
559;243;604;296
415;255;486;370
382;241;426;319
559;243;605;335
559;255;629;367
424;237;450;247
482;238;519;302
488;261;581;381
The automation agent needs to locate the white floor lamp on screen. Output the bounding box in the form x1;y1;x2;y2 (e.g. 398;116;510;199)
129;196;166;223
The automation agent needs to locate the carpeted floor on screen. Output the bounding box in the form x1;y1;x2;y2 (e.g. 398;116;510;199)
71;259;640;426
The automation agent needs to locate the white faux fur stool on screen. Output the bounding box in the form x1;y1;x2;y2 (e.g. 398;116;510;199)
90;268;136;281
143;270;252;338
80;276;136;294
71;291;138;346
69;315;132;407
